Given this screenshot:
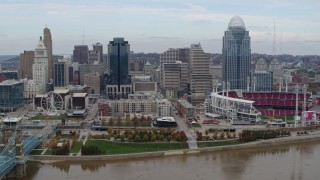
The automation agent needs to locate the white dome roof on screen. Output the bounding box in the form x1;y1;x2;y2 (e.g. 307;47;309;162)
228;15;246;31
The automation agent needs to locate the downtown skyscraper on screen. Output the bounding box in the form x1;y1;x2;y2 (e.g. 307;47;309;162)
43;27;53;82
222;16;251;90
106;38;131;99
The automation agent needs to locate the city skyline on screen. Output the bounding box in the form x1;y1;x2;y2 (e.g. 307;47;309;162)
0;0;320;55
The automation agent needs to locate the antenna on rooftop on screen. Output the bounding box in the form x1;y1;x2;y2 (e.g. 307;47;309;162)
272;22;276;56
82;28;85;45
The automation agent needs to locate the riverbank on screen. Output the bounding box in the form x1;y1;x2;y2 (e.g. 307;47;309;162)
29;133;320;163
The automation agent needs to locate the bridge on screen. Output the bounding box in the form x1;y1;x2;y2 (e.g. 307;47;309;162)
0;127;49;179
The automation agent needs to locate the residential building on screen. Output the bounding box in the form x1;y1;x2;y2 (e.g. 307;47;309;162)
222;15;251;90
156;99;172;117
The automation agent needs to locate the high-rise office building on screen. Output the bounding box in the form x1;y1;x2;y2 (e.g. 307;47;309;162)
73;45;89;64
84;72;101;95
43;27;53;82
19;50;34;79
33;37;48;90
162;61;188;98
24;37;49;98
106;38;131;99
190;44;212;101
88;50;100;64
160;48;190;89
54;60;69;87
93;43;103;63
222;15;251;90
250;70;273;91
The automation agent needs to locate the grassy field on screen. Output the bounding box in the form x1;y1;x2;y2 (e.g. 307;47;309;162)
192;123;201;128
29;149;43;155
197;140;242;148
85;140;188;155
31;113;67;120
70;141;83;153
44;150;54;155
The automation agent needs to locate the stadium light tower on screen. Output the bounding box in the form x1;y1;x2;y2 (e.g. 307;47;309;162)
294;85;299;127
302;84;307;127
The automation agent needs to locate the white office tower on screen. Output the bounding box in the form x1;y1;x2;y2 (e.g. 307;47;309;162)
24;37;48;98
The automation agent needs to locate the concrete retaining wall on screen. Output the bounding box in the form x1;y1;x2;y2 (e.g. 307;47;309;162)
29;134;320;163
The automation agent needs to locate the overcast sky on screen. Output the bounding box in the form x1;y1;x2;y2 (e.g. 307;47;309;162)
0;0;319;55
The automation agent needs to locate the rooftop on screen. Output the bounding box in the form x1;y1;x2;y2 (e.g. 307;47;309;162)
0;79;23;86
178;99;193;108
54;89;70;94
228;15;246;31
73;93;87;97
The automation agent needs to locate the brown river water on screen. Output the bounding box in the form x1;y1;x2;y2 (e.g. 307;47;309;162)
13;141;320;180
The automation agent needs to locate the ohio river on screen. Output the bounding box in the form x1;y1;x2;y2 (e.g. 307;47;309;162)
17;141;320;180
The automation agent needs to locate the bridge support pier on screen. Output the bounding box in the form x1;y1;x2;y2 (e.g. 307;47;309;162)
5;162;27;178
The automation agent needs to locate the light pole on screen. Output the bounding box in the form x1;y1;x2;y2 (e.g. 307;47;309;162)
294;85;299;128
302;84;307;127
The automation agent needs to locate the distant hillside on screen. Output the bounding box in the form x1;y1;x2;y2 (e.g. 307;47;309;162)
0;56;19;70
0;55;17;62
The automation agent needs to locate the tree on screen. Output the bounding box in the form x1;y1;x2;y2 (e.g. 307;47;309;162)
167;135;172;142
133;115;139;127
120;135;125;142
125;115;130;125
134;135;141;142
220;132;225;140
143;134;149;142
107;128;112;135
151;134;157;142
109;117;114;126
56;130;62;137
127;134;133;141
205;129;209;136
101;118;106;126
147;116;152;125
117;116;122;126
213;131;218;140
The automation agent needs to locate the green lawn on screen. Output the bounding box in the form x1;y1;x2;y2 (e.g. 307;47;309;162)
31;113;67;120
192;123;201;128
44;150;54;155
29;149;43;155
197;140;243;148
85;140;188;155
70;141;83;153
60;134;72;139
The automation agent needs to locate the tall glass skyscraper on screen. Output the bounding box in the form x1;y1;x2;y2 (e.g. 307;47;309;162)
106;38;131;99
222;16;251;90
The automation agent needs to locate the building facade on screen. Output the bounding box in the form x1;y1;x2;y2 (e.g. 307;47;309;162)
73;45;89;64
93;43;103;63
43;27;53;81
251;71;273;91
84;72;101;95
0;80;24;112
19;51;35;79
106;38;131;99
156;99;172;117
54;60;69;87
190;44;212;105
222;15;251;90
163;61;188;98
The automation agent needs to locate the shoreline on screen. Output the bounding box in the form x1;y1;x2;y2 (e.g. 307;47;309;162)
29;133;320;163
